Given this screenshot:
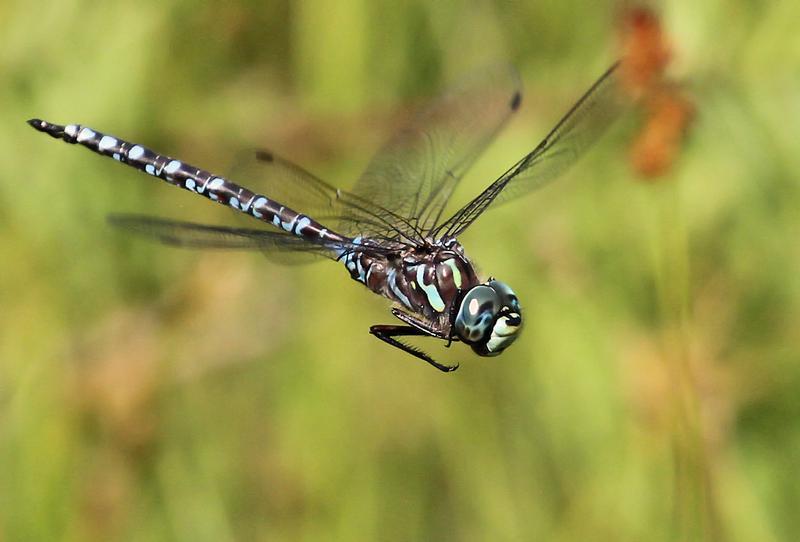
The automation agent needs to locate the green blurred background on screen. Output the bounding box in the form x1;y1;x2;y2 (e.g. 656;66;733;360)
1;1;798;540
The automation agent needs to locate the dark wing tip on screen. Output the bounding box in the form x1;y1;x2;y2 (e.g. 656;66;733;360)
255;150;275;163
510;91;522;111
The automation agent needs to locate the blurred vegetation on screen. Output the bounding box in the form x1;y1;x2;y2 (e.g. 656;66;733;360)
1;1;799;541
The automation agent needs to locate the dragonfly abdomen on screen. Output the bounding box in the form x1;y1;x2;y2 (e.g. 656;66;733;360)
27;119;349;249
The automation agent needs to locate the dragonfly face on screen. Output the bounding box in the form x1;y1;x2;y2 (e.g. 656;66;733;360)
454;279;523;357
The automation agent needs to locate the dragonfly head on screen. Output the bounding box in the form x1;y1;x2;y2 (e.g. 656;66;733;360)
454;278;523;357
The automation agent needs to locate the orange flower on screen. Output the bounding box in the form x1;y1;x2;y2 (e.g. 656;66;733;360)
618;6;672;96
630;87;695;178
617;6;693;179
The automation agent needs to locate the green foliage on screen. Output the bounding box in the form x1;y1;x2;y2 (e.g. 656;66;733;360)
1;1;798;540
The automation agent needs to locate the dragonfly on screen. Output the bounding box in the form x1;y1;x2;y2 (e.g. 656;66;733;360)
28;61;623;372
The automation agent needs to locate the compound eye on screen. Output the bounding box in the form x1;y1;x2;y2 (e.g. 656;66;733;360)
454;285;500;344
488;279;521;313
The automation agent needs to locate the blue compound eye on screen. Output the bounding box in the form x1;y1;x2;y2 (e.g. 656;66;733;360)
488;279;521;313
454;280;523;357
454;285;500;345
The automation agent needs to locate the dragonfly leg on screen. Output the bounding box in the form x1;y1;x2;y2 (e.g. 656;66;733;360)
444;288;462;348
369;325;459;373
390;308;453;340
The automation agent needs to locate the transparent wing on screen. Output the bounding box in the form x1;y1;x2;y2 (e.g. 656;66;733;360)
108;214;393;264
350;64;522;235
434;62;626;239
228;149;425;245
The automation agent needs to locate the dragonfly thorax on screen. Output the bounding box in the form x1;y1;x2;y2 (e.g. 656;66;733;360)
350;240;478;319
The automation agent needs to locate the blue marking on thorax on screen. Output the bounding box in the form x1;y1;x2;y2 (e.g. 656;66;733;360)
416;265;445;312
388;268;413;309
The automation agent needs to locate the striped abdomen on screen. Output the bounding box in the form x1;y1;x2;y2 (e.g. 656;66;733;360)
27;119;349;249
